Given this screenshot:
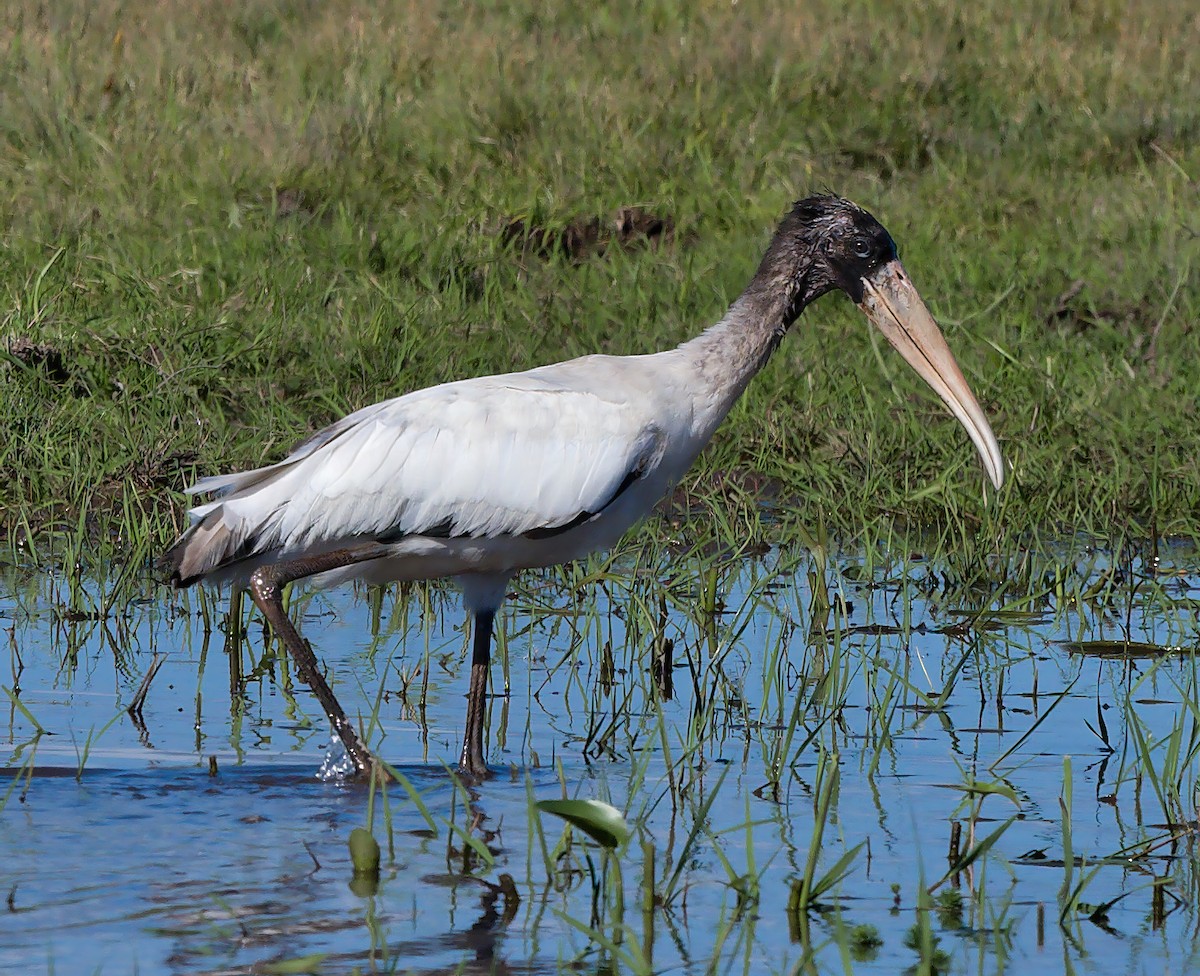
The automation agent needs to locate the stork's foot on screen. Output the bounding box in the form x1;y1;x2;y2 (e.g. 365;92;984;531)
330;715;375;778
246;551;390;786
457;744;492;784
457;679;491;782
458;607;496;783
324;744;395;786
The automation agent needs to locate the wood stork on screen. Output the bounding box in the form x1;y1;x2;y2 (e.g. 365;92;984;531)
162;195;1004;780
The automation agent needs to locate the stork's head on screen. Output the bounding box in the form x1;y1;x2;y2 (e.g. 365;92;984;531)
759;195;1005;490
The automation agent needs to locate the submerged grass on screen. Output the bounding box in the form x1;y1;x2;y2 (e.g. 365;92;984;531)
6;533;1200;971
2;0;1199;567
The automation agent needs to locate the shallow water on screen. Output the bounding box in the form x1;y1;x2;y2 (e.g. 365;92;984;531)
3;540;1200;975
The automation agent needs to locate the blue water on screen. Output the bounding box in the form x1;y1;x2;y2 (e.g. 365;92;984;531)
3;540;1200;975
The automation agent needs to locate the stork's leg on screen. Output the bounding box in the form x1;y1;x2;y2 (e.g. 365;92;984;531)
459;608;496;780
248;544;388;776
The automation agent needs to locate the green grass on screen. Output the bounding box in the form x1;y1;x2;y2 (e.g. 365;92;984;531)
2;0;1198;565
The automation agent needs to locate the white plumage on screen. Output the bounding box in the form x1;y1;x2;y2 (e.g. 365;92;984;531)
174;353;714;585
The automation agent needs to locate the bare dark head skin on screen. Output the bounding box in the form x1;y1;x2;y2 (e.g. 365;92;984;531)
750;195;901;320
737;194;1004;493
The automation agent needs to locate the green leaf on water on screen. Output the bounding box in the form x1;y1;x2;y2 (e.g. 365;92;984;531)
536;799;630;850
258;954;328;974
1061;640;1181;659
933;779;1020;804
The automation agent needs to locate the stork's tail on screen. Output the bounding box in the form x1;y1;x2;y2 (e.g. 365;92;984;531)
160;455;299;587
160;489;280;589
159;509;244;587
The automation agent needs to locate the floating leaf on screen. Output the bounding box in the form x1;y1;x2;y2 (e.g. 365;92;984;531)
536;799;630;850
932;779;1020;804
258;954;328;974
1062;640;1182;659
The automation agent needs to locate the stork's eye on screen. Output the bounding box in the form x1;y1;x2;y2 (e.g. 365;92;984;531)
851;237;873;260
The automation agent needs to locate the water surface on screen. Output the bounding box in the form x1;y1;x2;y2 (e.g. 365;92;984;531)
3;540;1200;974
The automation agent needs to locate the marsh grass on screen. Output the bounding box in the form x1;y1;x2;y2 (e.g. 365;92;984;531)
2;0;1199;564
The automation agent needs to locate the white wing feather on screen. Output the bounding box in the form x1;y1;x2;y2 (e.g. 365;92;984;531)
189;358;668;559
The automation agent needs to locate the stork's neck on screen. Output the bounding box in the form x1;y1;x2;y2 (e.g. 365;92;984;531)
675;274;804;430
